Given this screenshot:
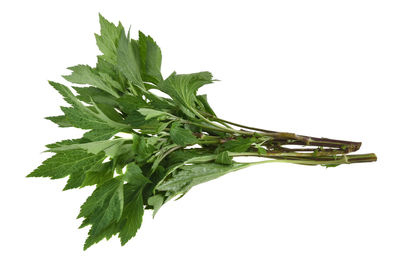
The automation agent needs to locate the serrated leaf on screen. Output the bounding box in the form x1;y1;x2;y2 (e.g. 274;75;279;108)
124;162;151;186
45;115;73;127
83;128;119;141
83;222;119;250
48;139;127;158
49;81;89;112
159;72;213;117
45;138;89;149
116;31;144;89
60;107;110;130
117;95;149;114
138;31;162;84
83;161;114;187
27;150;105;180
63;65;120;97
118;185;144;246
95;14;124;64
79;177;124;249
73;86;119;106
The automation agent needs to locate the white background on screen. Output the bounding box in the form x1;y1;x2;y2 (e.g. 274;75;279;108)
0;0;399;264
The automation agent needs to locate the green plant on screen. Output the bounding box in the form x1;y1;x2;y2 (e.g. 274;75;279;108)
27;14;377;249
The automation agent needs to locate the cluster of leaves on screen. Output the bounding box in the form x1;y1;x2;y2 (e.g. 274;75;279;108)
27;15;259;249
28;14;377;250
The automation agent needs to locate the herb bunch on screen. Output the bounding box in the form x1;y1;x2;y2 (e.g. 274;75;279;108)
28;15;377;249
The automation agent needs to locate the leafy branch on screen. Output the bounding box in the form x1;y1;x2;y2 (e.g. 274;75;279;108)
27;14;377;250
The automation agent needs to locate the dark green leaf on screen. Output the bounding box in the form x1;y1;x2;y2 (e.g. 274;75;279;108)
83;161;114;187
119;185;144;245
79;177;124;249
124;162;151;186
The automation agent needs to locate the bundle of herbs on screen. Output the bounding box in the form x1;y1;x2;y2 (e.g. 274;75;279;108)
28;15;377;249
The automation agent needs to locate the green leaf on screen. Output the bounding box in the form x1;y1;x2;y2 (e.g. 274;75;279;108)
61;107;108;130
116;31;144;89
137;108;169;120
63;65;120;97
159;72;213;117
148;194;164;217
138;31;162;84
217;137;255;153
79;177;124;249
83;128;120;141
83;161;114;187
136;136;156;163
45;138;88;149
95;14;124;64
196;94;216;116
157;162;250;195
48;139;127;158
119;185;144;245
117;95;149;114
170;122;197;146
73;86;119;106
49;81;122;132
45;115;73;128
124;162;151;186
63;171;88;190
215;151;233;165
27;150;105;180
166;149;211;165
83;223;119;250
49;81;89;112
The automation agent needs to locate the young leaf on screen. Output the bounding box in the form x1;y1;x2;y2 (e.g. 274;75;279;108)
215;151;233;165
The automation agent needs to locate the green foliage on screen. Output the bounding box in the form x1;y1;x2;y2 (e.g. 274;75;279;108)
28;14;375;250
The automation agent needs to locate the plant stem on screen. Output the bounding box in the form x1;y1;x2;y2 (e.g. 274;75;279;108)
245;153;377;166
204;114;362;151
